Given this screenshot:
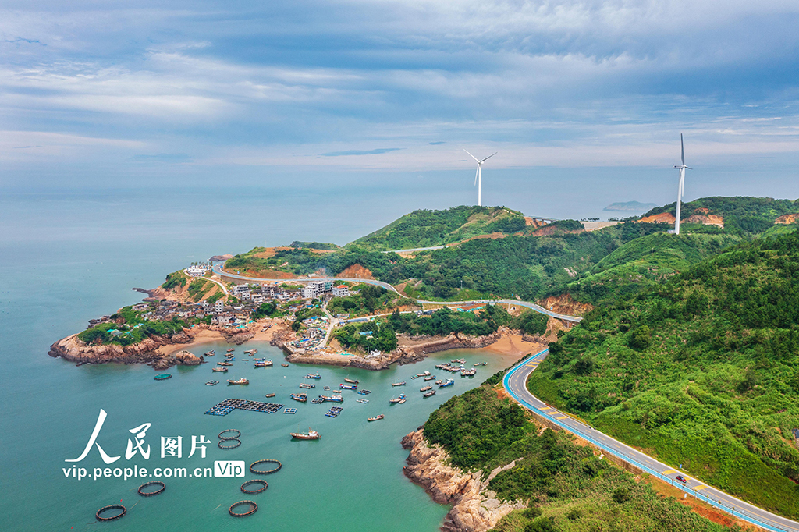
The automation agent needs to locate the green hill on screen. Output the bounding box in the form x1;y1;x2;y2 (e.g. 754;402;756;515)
350;205;527;251
528;229;799;518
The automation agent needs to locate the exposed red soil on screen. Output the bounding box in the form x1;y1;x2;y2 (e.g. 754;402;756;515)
531;225;584;236
638;212;676;224
336;264;375;279
776;213;799;225
538;293;594;317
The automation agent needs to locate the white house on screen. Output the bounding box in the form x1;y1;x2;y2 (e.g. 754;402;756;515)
214;299;225;312
332;286;350;297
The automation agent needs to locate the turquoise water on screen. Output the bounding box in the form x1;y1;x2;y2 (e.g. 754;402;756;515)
0;189;522;531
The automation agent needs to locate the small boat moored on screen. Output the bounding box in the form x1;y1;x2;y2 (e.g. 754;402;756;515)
420;386;432;392
154;373;172;381
305;373;321;379
357;389;371;395
439;379;454;388
299;383;315;389
290;428;320;440
227;378;250;385
368;414;384;421
424;375;435;381
204;350;215;356
205;380;219;386
391;381;406;387
265;393;276;398
290;393;308;403
212;366;228;373
389;394;407;404
423;390;436;398
344;377;359;384
339;384;357;390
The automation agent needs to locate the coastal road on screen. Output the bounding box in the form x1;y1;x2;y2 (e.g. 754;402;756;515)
211;264;582;323
503;351;799;532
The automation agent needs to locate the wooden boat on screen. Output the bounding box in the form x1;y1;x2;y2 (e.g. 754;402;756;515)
282;363;290;367
299;383;315;389
254;361;269;367
460;369;476;377
389;394;406;404
357;399;369;403
226;348;235;353
344;377;359;384
368;414;384;421
154;373;172;381
244;349;257;354
264;360;273;366
265;393;276;398
474;362;487;366
357;389;371;395
439;379;454;388
391;381;406;387
290;393;308;403
416;371;431;377
451;358;465;364
434;380;442;385
205;380;219;386
420;386;432;392
424;375;435;381
423;390;436;398
227;378;249;385
212;366;228;373
291;428;320;440
339;384;357;390
218;361;233;366
204;350;215;356
305;373;321;379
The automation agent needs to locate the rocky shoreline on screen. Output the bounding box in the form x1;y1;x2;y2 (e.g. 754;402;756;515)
402;429;525;532
48;325;255;370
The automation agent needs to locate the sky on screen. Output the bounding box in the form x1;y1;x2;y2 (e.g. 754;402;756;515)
2;0;799;216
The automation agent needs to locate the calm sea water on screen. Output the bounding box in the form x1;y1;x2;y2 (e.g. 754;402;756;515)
0;188;523;531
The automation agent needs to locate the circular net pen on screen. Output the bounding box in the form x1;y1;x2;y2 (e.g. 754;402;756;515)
249;459;282;475
218;429;241;440
138;480;166;497
95;504;126;521
229;500;257;517
240;480;268;494
218;438;241;450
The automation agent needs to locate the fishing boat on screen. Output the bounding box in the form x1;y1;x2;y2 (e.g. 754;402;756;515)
225;355;235;360
282;363;290;367
265;393;276;398
264;360;273;366
226;348;235;353
254;361;269;367
305;373;321;379
460;369;476;377
357;399;369;404
451;358;465;364
389;394;407;404
423;390;436;398
424;375;435;381
357;389;371;395
344;377;359;384
439;379;454;388
339;384;357;390
398;397;406;404
391;381;406;387
299;383;315;389
204;350;215;356
218;361;233;366
212;366;228;373
417;371;431;377
319;394;343;403
434;380;442;385
154;373;172;381
227;378;250;385
368;414;384;421
435;364;446;370
244;349;257;355
290;393;308;403
290;428;320;440
420;386;432;392
474;362;487;366
205;380;219;386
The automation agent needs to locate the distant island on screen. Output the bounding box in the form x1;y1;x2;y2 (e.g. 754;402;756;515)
603;200;658;212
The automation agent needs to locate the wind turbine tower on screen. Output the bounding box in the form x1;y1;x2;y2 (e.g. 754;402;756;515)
673;134;691;235
463;150;497;207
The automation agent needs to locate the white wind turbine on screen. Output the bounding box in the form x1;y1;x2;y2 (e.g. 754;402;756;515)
463;149;497;207
673;134;691;235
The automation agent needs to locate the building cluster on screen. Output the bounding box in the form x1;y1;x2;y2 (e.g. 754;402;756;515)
287;315;330;352
184;262;213;277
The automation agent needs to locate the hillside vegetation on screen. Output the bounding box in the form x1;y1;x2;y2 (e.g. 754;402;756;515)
528;229;799;519
424;384;736;532
352;205;528;251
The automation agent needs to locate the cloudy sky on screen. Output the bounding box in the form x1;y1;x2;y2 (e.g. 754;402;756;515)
2;0;799;212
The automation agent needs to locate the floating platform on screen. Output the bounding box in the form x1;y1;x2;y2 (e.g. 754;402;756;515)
205;398;284;417
284;408;298;414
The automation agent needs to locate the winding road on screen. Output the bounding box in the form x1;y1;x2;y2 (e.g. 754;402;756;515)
211;264;582;323
503;351;799;532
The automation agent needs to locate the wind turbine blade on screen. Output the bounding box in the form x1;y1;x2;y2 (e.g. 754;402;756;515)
481;152;498;162
463;149;480;163
474;167;479;186
680;133;685;166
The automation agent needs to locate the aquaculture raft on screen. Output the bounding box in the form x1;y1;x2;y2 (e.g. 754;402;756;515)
95;504;126;521
218;429;241;440
137;481;165;497
218;438;241;450
205;398;284;417
240;480;268;494
249;459;282;475
229;500;257;517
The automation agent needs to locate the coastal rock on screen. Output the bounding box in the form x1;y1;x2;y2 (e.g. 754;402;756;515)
174;350;202;365
402;429;525;532
224;331;255;345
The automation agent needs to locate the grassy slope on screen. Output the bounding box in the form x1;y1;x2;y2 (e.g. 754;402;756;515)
351;205;527;251
528;230;799;518
424;385;734;532
642;196;798;233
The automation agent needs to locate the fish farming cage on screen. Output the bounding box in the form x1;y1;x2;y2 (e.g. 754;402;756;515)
284;408;297;414
218;429;241;440
205;398;284;417
249;459;282;475
95;504;126;521
240;480;268;494
138;481;166;497
229;500;258;517
218;438;241;450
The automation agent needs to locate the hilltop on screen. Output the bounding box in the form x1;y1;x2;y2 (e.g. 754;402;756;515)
351;206;529;251
527;230;799;519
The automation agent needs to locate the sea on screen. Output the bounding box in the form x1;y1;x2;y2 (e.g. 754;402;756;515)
0;187;525;531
